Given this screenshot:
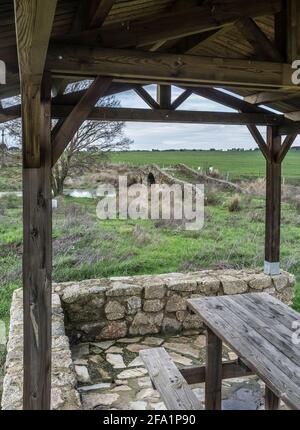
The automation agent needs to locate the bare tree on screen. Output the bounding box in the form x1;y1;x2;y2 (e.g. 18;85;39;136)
1;82;132;195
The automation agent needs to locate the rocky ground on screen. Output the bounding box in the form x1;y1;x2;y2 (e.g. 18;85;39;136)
71;332;275;411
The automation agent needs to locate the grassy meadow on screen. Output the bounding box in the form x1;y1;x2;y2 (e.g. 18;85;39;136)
1;150;300;324
110;149;300;182
1;149;300;395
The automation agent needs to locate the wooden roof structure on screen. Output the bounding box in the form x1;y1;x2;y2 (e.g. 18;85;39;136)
1;0;300;410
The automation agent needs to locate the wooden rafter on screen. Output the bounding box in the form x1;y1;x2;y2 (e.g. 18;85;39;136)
149;0;199;52
56;0;282;48
54;1;116;96
244;91;299;105
247;125;270;160
47;45;295;92
183;86;269;114
287;0;300;62
236;17;283;62
72;0;115;32
52;76;112;165
171;89;192;110
277;133;298;162
133;85;160;110
86;0;116;29
284;111;300;121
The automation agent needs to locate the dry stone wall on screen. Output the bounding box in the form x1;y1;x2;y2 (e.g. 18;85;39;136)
1;290;81;410
55;269;295;342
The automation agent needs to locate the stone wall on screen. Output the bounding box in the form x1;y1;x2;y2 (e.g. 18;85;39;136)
1;289;81;410
55;269;295;342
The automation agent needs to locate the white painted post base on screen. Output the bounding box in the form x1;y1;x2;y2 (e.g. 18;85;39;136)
264;261;280;276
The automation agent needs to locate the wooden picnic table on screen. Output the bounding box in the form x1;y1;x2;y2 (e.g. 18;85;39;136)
187;293;300;411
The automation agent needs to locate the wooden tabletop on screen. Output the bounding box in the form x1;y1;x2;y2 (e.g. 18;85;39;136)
187;293;300;410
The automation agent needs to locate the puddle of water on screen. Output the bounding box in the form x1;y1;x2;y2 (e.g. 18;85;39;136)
222;386;263;410
0;191;22;198
64;189;117;199
0;189;117;200
64;189;95;199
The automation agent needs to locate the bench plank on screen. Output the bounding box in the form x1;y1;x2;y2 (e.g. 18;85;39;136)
188;294;300;410
140;347;202;410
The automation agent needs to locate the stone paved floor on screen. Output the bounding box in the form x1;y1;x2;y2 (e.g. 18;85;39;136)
71;332;285;411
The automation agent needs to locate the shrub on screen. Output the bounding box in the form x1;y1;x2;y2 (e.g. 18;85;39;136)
228;195;241;212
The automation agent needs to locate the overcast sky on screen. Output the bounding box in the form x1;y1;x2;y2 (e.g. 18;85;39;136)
115;85;300;151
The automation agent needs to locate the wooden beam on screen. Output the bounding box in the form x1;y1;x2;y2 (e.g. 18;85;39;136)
236;17;283;62
87;0;116;29
278;121;300;136
157;85;172;109
284;111;300;121
0;83;134;124
247;125;270;161
287;0;300;62
172;26;231;55
264;126;282;275
171;89;192;110
277;133;297;163
180;359;254;385
0;105;21;123
47;45;295;92
51;106;284;126
245;91;299;105
52;77;112;165
57;0;282;48
149;0;200;52
23;71;52;410
184;86;275;114
54;1;115;96
133;85;160;110
275;3;288;60
72;0;115;32
54;82;133;105
14;0;57;167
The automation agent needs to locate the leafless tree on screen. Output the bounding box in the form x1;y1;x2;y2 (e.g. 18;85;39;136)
1;82;132;195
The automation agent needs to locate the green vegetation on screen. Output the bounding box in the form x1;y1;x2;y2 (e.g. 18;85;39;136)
1;190;300;329
110;150;300;182
2;150;300;193
0;150;300;328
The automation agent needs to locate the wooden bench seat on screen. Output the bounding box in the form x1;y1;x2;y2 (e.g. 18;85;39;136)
140;347;203;410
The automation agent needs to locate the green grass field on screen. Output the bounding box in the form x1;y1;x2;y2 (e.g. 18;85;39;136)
1;191;300;330
110;150;300;182
1;150;300;193
1;152;300;395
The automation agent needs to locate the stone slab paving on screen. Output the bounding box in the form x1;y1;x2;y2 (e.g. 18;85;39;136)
72;332;286;411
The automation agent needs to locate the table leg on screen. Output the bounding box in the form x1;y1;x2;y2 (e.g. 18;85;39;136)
205;326;222;410
265;386;280;410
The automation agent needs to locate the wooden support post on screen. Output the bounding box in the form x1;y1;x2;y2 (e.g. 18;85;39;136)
265;386;280;410
23;72;52;410
205;326;222;410
158;85;172;109
265;126;282;276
